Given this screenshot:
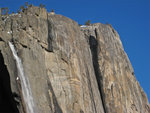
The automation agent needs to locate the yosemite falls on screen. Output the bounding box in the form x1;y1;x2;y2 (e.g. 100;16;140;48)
9;42;36;113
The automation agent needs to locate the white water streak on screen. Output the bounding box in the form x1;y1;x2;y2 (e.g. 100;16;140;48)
9;42;35;113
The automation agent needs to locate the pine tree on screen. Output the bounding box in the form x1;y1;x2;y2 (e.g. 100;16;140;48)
1;7;9;15
39;4;45;8
17;9;20;14
20;6;25;12
85;20;91;26
39;3;42;8
51;9;54;12
0;9;1;15
42;5;45;8
5;7;9;15
29;4;33;7
25;2;28;7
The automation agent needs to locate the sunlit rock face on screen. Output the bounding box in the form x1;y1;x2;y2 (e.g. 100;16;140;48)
81;24;150;113
0;6;149;113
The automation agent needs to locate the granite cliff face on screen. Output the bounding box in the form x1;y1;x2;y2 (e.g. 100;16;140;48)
0;6;149;113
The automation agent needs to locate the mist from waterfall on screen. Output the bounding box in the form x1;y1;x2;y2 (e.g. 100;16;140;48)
9;42;35;113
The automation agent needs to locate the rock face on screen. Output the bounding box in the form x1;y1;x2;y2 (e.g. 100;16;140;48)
0;6;149;113
81;24;150;113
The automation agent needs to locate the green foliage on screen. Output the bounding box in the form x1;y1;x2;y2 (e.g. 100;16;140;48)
17;9;20;14
39;3;45;8
85;20;91;26
20;6;25;11
51;9;54;12
1;7;9;15
25;2;29;7
132;72;135;75
39;3;42;8
42;5;45;8
29;4;33;7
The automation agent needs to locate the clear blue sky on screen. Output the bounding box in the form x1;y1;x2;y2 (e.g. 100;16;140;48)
0;0;150;102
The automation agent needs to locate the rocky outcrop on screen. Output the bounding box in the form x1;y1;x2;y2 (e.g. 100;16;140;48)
0;6;149;113
81;24;150;113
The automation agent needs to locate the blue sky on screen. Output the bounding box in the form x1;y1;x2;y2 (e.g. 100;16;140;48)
0;0;150;102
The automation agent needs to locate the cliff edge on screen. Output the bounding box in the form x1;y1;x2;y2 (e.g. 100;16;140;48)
0;6;149;113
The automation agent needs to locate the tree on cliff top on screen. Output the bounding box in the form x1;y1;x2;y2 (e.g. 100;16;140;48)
39;3;45;8
25;2;29;7
20;6;25;12
85;20;91;26
1;8;9;15
51;9;54;12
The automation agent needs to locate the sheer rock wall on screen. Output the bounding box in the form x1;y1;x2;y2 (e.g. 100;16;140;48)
0;6;149;113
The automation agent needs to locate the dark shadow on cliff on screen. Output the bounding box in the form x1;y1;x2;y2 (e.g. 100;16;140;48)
47;16;54;52
0;51;19;113
47;79;63;113
89;35;107;113
84;63;98;113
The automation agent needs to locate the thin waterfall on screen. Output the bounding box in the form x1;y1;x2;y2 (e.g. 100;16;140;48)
9;42;35;113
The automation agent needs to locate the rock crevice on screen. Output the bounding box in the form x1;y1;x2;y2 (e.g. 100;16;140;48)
0;6;149;113
89;34;107;113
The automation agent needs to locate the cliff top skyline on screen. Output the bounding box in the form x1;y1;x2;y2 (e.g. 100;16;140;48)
0;0;150;102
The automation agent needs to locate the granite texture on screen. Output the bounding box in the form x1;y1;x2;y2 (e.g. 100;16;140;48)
0;6;149;113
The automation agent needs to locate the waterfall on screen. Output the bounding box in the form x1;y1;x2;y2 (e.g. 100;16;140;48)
9;42;35;113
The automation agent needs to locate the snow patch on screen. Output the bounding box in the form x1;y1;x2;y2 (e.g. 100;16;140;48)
80;25;87;28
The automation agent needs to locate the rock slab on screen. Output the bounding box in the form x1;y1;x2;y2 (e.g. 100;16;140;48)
0;6;149;113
